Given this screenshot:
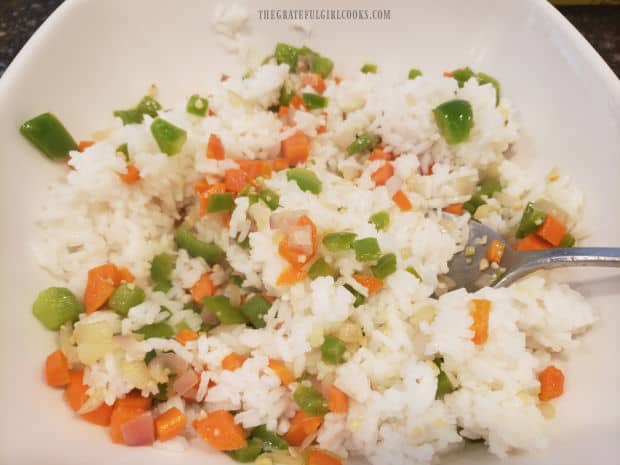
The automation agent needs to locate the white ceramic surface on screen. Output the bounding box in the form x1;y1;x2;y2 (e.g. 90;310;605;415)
0;0;618;464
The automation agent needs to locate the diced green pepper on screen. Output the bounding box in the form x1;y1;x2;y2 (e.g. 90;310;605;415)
346;132;380;156
559;233;576;248
479;178;502;198
228;437;263;463
175;228;224;264
451;67;475;88
369;211;390;231
203;296;246;325
406;266;423;281
320;335;346;365
116;143;129;161
433;99;474;145
344;284;365;307
477;72;501;106
108;283;145;317
361;63;377;74
436;370;454;399
286;168;322;194
151;253;175;291
322;232;357;252
184;301;202;313
136;96;162;118
352;237;381;262
371;253;397;279
299;46;334;78
408;69;422;80
230;274;244;287
144;349;157;364
153;382;169;401
241;295;271;329
275;43;300;71
150;118;187;156
301;93;328;110
515;202;547;239
175;320;190;333
251;425;288;450
279;85;295;107
207;193;235;213
134;322;174;339
20;113;78;159
308;257;335;279
113;109;144;125
186;94;209;117
259;189;279;210
463;193;485;215
293;385;328;415
32;287;83;330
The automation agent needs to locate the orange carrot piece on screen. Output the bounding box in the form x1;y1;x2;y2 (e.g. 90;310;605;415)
327;386;349;414
469;299;491;345
118;163;140;184
301;73;327;94
284;411;323;446
84;263;120;314
272;157;289;172
224;169;248;193
110;406;146;443
334;76;342;85
117;267;135;283
353;274;383;294
206;134;225;160
371;162;394;186
155;407;187;442
176;329;199;345
45;350;70;387
485;239;505;264
278;105;290;118
277;266;307;286
369;147;393;161
538;365;565;401
236;159;273;183
281;130;310;166
278;215;318;268
222;352;246;371
190;273;215;303
66;371;113;426
116;392;152;411
194;179;210;195
199;196;209;217
443;71;453;77
442;203;464;215
392;190;412;211
290;94;304;110
514;234;553;251
193;410;247;451
536;214;567;247
307;449;343;465
78;140;95;152
268;359;295;385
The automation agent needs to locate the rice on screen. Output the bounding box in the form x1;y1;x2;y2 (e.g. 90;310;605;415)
30;33;594;465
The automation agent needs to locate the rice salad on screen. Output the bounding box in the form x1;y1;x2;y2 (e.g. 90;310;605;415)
24;42;595;465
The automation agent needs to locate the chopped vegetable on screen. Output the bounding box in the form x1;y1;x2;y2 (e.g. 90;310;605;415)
284;410;323;446
224;169;249;194
308;257;335;279
66;370;114;425
116;392;152;411
113;109;143;125
155;407;187;442
277;266;307;286
84;263;120;314
302;93;328;110
406;266;423;281
485;240;505;264
320;335;346;365
369;146;392;161
516;202;547;239
299;46;334;78
118;163;140;184
408;68;422;80
463;194;485;215
361;63;377;74
186;94;209;116
78;140;94;152
435;370;454;399
193;410;248;451
222;352;246;371
20;112;77;159
110;406;147;444
538;365;565;401
346;132;379;156
134;322;174;339
536;214;567;247
151;118;187;156
282;131;310;166
228;437;263;463
175;228;224;264
120;411;155;446
371;162;394;186
352;237;381;262
443;203;464;215
450;67;475;88
259;189;279;210
344;284;366;307
45;350;70;387
294;385;328;415
477;72;501;105
300;73;327;94
251;425;288;451
150;253;175;292
108;282;145;317
268;359;295;385
116;143;129;160
117;267;135;283
327;386;348;413
114;96;162;125
274;43;300;71
278;214;318;268
207;133;225;160
203;296;247;325
207;192;235;213
353;274;383;294
392;190;413;211
241;295;272;329
478;178;502;198
515;234;553;251
190;273;215;303
287;168;322;194
322;232;357;251
279;85;296;107
371;253;397;279
32;287;83;330
469;299;491;345
433;99;474;145
306;449;343;465
558;233;576;248
175;329;198;345
369;211;390;231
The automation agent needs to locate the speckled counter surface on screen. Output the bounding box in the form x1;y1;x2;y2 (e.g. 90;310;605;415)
0;1;618;77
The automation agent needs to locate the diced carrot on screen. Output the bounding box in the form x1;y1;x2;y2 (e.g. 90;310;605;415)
190;273;215;303
268;359;295;385
45;350;70;387
78;140;95;152
224;169;248;194
353;274;383;294
278;105;290;117
290;94;304;110
276;266;307;286
199;196;209;217
110;406;146;443
222;352;246;371
117;267;135;283
66;371;114;426
272;157;289;172
194;179;210;195
176;329;198;345
371;162;394;186
443;71;453;77
485;239;505;264
469;299;491;345
206;134;225;160
369;147;393;161
327;386;348;414
442;203;464;215
118;163;140;184
316;112;327;134
392;190;412;211
84;263;120;314
538;365;565;401
307;449;343;465
193;410;247;451
278;214;318;268
514;234;553;251
116;392;152;411
334;76;342;85
281;131;310;166
208;108;217;117
236;159;273;183
284;411;323;446
536;214;567;247
155;407;187;442
301;73;327;94
207;182;226;195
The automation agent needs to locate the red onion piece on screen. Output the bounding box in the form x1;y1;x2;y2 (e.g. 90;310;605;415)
287;225;313;255
173;370;199;397
120;411;155;446
151;352;188;375
385;175;403;197
269;210;306;232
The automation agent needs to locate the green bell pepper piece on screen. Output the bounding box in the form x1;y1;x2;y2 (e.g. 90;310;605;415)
20;113;78;159
207;193;235;213
433;99;474;145
371;253;397;279
186;94;209;116
352;237;381;262
203;296;246;325
346;132;380;156
241;295;271;329
151;118;187;156
108;283;145;317
307;257;335;279
301;93;328;110
322;232;357;252
361;63;377;74
515;202;547;239
286;168;322;194
134;322;174;339
175;228;224;264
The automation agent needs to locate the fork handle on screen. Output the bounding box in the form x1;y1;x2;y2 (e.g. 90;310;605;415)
495;247;620;287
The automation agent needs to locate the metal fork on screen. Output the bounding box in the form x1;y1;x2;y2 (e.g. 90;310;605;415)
444;220;620;292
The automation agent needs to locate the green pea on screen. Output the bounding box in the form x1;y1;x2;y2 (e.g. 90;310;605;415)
207;193;235;213
301;93;328;110
20;113;77;159
369;211;390;231
203;296;246;325
175;228;224;264
134;322;174;339
293;385;328;415
352;237;381;262
32;287;83;330
186;94;209;117
433;99;474;145
371;253;397;279
251;425;288;450
228;438;263;463
108;283;145;317
515;202;547;239
286;168;322;194
320;335;346;365
151;118;187;156
307;258;335;280
322;232;357;252
241;295;271;329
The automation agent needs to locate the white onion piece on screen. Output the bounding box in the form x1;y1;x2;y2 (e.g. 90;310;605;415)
269;210;307;232
288;225;313;254
121;411;155;446
77;389;105;414
385;175;403;197
173;370;199;397
151;352;188;375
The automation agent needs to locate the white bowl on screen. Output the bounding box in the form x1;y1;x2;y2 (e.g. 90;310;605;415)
0;0;618;464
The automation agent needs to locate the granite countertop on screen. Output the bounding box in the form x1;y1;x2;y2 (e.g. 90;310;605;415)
0;1;618;77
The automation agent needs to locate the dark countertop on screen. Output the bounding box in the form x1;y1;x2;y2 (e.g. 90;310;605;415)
0;1;618;77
